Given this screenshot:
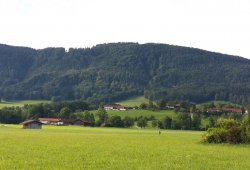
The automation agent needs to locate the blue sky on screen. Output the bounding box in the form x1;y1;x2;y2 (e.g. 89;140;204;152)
0;0;250;59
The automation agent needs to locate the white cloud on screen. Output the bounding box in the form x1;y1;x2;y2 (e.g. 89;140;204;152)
0;0;250;58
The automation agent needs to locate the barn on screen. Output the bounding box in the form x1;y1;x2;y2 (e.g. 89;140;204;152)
20;120;42;129
72;119;92;126
38;118;63;125
62;119;91;126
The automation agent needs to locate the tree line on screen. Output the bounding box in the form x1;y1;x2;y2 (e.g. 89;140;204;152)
0;99;248;132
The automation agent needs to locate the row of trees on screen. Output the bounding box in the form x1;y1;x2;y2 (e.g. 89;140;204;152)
91;108;202;130
95;108;135;127
0;105;201;130
0;101;94;124
0;99;247;132
152;113;201;130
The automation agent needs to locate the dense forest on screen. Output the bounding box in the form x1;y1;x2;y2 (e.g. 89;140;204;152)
1;43;250;105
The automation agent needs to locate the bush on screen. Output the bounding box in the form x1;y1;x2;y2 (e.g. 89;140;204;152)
227;126;242;144
107;116;123;127
123;116;134;127
203;118;249;144
137;117;147;128
204;128;228;143
151;120;157;128
162;116;172;129
216;118;240;129
151;119;163;128
240;118;250;143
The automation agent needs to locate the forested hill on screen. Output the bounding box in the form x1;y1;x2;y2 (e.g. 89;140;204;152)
1;42;250;105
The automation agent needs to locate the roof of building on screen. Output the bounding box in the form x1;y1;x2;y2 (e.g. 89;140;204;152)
104;104;128;110
104;104;121;107
39;118;61;122
207;109;221;112
222;108;242;113
20;120;42;125
62;119;91;124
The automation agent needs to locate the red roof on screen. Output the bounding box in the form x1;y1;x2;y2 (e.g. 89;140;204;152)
222;108;242;113
39;118;61;122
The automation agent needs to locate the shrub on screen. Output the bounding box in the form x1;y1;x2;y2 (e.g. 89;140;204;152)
203;118;246;144
204;128;228;143
151;119;163;129
240;118;250;143
107;116;123;127
162;116;172;129
227;125;242;144
123;116;134;127
137;117;147;128
151;120;158;128
216;118;240;129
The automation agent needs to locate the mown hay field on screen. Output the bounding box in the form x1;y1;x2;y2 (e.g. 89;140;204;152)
0;125;249;170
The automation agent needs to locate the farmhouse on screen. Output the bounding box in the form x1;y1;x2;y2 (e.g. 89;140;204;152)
39;118;63;125
206;108;245;114
104;104;127;111
20;120;42;129
222;108;243;114
166;105;175;109
206;109;221;113
175;103;181;108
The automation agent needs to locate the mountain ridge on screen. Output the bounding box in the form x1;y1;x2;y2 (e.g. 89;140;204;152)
1;42;250;105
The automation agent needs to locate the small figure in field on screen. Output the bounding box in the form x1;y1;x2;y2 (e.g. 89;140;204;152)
159;130;161;135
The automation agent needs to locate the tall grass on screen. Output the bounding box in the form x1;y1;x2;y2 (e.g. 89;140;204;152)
0;125;249;169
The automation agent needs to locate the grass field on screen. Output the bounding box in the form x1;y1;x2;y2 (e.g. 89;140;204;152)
117;96;151;107
0;100;51;108
101;109;176;119
0;125;249;170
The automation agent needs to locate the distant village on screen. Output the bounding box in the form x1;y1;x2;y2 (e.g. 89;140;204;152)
19;102;248;129
20;118;91;129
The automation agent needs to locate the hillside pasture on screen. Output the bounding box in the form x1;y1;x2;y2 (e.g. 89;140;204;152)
94;109;176;119
0;100;51;108
117;96;151;107
0;125;249;169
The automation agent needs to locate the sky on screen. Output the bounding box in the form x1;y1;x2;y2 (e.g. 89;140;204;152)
0;0;250;58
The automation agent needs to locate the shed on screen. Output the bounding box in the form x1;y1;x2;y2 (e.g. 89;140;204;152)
73;119;92;126
104;104;127;111
62;119;91;126
20;120;42;129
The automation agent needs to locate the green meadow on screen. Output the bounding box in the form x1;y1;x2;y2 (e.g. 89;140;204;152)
0;125;250;170
117;96;151;107
0;100;51;108
94;109;176;119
